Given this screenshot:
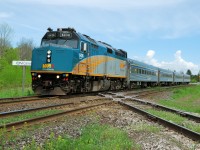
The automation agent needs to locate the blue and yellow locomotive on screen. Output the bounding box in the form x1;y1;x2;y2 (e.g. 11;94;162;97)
31;28;127;95
31;27;190;95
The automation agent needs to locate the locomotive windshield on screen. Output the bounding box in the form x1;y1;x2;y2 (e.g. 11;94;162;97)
41;31;78;49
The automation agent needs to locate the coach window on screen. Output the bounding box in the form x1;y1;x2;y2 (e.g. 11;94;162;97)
137;69;139;74
81;42;87;52
135;69;137;73
142;70;145;74
138;69;141;74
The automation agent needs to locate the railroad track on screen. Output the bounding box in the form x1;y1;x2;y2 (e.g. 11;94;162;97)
0;93;99;105
99;92;200;141
0;96;54;105
0;100;112;131
0;85;190;105
0;97;109;118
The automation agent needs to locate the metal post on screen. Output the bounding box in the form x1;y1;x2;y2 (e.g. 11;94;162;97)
22;66;26;94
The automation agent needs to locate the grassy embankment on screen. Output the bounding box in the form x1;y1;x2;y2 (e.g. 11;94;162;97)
159;85;200;114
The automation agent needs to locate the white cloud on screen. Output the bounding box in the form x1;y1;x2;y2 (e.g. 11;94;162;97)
145;50;199;74
146;50;155;59
0;12;12;18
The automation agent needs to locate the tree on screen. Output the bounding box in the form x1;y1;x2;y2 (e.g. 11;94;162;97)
17;38;34;60
186;69;192;75
0;23;13;57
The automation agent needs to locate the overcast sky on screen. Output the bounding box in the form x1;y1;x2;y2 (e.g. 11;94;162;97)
1;0;200;74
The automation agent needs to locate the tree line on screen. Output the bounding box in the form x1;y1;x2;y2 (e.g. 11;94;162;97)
186;69;200;83
0;23;34;60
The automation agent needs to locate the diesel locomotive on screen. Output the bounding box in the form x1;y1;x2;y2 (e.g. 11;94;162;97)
31;27;190;95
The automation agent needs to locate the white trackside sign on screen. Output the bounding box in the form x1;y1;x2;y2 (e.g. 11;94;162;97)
12;60;32;94
12;61;31;66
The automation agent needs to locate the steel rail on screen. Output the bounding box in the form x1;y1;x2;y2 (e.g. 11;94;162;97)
0;102;74;118
0;96;40;101
0;97;53;105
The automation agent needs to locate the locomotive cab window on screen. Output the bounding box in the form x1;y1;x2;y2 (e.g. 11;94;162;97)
41;30;79;49
81;42;88;52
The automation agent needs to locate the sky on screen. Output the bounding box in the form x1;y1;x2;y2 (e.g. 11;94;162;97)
1;0;200;74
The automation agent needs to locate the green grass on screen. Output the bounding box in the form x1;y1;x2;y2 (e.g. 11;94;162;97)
23;123;140;150
0;109;63;126
131;123;161;133
0;87;34;98
147;109;200;133
159;85;200;114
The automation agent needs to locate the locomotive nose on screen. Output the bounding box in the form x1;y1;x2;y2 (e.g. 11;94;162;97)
43;80;53;89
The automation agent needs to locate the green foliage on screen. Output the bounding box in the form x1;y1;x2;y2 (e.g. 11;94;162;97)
0;87;34;98
186;69;192;75
0;126;7;150
191;75;199;83
23;124;138;150
159;85;200;114
0;122;34;149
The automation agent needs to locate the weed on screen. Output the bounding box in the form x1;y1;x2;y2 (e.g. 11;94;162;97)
132;123;161;133
23;123;140;150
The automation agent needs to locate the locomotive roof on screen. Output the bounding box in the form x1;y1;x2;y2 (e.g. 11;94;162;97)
77;32;113;49
77;32;127;57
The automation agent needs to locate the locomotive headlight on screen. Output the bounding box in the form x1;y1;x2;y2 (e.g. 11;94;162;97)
56;75;60;79
47;50;51;54
47;59;51;62
38;74;41;78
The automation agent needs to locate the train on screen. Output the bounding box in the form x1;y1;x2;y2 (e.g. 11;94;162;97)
31;27;190;95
